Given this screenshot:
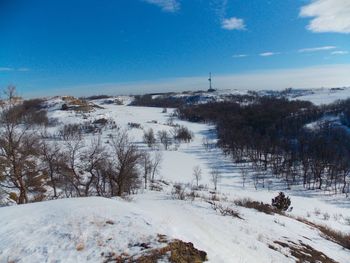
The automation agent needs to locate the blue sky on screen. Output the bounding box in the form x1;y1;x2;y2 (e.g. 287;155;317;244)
0;0;350;97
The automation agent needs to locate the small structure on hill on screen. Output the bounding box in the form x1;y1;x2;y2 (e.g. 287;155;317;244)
207;72;216;92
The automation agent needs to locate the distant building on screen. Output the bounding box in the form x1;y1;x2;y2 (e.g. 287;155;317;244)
207;72;216;92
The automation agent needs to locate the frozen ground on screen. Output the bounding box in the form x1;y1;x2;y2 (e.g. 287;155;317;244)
1;94;350;262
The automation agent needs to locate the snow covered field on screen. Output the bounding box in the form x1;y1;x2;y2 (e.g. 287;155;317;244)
1;95;350;262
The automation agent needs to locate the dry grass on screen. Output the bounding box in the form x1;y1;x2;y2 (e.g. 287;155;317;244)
76;242;85;251
135;240;207;263
62;96;95;112
234;198;350;251
294;216;350;250
234;198;282;215
270;240;338;263
103;235;207;263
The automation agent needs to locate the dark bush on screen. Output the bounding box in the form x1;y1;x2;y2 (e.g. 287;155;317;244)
173;126;194;143
93;118;108;126
61;103;69;110
272;192;291;211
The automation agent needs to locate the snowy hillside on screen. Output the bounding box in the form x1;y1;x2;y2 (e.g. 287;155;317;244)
1;190;349;263
1;96;350;262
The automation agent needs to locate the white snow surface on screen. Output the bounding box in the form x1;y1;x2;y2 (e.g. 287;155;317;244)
1;96;350;262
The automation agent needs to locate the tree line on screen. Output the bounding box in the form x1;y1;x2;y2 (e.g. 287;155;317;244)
178;96;350;195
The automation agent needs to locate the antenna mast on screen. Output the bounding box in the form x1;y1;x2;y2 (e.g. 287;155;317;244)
208;72;212;90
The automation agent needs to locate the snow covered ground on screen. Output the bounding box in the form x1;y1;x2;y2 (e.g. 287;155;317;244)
1;95;350;262
1;190;349;262
171;86;350;105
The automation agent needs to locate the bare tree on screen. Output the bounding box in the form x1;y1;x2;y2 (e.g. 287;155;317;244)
143;128;156;148
202;137;211;151
80;137;107;196
62;135;85;197
0;87;45;204
150;151;162;182
140;151;152;189
40;141;63;198
157;130;172;150
109;130;142;196
193;165;202;187
210;167;221;191
240;167;248;188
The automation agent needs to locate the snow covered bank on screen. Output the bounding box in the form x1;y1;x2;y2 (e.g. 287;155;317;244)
1;191;349;263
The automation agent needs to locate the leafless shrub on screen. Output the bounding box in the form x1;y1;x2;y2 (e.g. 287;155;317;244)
209;201;243;219
323;212;330;221
314;208;321;216
128;122;142;129
344;217;350;226
171;184;186;200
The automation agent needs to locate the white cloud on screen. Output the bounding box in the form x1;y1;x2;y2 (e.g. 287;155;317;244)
260;52;280;57
0;67;14;72
233;54;248;58
300;0;350;34
221;17;246;30
298;46;337;53
331;50;349;55
143;0;180;12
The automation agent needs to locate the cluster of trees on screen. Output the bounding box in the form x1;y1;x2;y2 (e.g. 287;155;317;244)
178;97;350;195
143;125;194;150
131;92;256;109
0;89;161;204
131;94;186;108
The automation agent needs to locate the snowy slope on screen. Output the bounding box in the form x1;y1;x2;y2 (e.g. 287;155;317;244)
1;191;349;263
1;96;350;262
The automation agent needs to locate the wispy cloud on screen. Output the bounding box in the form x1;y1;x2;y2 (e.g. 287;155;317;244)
18;68;30;72
212;0;228;20
233;54;248;58
260;52;280;57
331;50;349;55
143;0;180;12
221;17;246;30
0;67;30;72
300;0;350;34
0;67;14;72
298;46;337;53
